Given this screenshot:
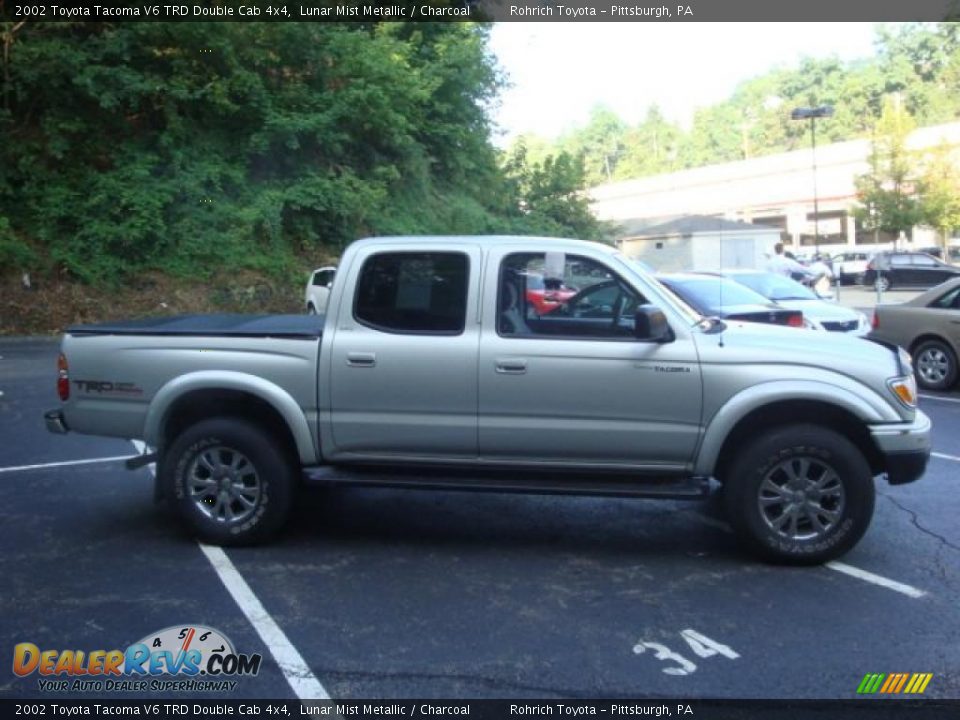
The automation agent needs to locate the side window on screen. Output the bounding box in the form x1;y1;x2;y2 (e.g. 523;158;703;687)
498;252;645;340
890;255;911;267
932;286;960;309
354;252;468;335
912;254;938;267
312;271;328;287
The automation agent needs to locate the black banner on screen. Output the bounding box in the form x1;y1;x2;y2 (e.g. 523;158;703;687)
1;700;958;720
2;0;960;22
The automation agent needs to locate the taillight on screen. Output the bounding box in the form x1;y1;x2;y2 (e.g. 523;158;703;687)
787;313;804;328
872;311;879;330
57;353;69;401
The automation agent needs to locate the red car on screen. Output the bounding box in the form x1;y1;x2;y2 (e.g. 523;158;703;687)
524;273;578;314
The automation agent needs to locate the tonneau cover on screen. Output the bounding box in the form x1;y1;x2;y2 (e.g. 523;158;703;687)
67;314;324;338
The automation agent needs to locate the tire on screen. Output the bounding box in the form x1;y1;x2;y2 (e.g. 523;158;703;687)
875;275;891;292
913;339;958;391
307;303;317;315
722;424;875;565
161;417;297;545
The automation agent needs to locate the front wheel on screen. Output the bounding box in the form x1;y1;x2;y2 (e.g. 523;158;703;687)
875;275;891;292
161;417;297;545
722;425;875;564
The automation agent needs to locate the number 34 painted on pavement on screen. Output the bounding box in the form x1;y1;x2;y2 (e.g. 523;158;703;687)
633;629;739;676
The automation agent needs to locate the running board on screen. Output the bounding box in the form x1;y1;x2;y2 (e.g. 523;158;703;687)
303;468;712;500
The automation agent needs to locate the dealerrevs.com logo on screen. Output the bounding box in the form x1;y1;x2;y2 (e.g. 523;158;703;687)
13;625;262;693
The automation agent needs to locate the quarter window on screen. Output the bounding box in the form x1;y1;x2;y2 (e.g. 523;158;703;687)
354;252;468;335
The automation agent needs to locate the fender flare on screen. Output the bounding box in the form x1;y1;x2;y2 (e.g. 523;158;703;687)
142;371;318;465
693;380;898;477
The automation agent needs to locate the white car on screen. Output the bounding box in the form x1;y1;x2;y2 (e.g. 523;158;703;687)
305;266;336;314
722;269;870;336
832;252;873;285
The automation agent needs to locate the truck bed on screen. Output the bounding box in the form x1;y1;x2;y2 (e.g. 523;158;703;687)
67;314;325;339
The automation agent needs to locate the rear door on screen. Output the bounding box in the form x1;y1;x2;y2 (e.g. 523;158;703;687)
327;245;481;459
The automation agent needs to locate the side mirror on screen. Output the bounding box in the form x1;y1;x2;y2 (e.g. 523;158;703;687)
634;305;674;343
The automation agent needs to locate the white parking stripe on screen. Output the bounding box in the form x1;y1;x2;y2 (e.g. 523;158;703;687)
198;544;331;700
919;394;960;404
825;562;927;599
932;451;960;462
129;442;330;702
686;512;929;599
0;455;134;474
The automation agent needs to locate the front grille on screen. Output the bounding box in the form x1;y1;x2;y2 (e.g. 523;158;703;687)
823;320;859;332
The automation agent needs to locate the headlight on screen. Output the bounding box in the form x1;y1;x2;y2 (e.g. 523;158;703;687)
888;375;917;409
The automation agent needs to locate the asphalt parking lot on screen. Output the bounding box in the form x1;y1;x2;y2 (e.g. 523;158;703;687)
1;337;958;701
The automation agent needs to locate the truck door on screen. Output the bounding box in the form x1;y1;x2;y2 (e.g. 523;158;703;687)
326;245;481;459
478;249;703;470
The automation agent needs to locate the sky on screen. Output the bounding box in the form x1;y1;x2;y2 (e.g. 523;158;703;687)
487;22;883;146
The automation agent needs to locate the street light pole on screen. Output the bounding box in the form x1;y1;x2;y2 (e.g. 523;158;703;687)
791;105;834;255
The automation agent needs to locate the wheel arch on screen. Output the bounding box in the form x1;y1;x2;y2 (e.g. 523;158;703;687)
143;372;318;465
697;390;890;483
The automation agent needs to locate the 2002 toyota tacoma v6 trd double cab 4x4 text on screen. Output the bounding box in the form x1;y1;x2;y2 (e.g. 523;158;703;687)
45;236;931;563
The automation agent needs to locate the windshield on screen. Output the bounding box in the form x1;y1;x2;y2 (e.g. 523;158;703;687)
728;272;817;301
613;254;703;325
660;276;773;314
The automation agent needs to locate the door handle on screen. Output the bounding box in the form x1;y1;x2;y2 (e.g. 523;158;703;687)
346;352;376;367
495;358;527;374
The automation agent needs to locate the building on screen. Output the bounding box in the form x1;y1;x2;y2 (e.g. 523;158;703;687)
616;215;780;272
590;121;960;255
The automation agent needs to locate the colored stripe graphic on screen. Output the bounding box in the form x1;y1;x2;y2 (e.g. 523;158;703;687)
857;672;932;694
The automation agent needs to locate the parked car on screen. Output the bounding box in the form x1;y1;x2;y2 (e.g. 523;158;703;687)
524;272;579;315
657;273;804;328
862;251;960;292
305;266;336;314
721;270;870;336
869;277;960;391
832;251;872;286
45;235;930;564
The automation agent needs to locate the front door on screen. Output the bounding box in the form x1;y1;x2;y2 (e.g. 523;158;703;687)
478;250;703;470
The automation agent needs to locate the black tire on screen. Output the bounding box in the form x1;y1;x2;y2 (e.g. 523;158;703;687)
875;275;891;292
161;417;296;545
307;303;317;315
722;424;875;565
912;339;958;391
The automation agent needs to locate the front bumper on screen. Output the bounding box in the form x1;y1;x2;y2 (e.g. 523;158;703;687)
869;409;931;485
45;409;69;435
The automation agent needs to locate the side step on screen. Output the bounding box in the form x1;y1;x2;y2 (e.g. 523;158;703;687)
303;467;712;500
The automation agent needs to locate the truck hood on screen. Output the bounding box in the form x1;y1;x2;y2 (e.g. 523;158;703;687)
693;320;900;379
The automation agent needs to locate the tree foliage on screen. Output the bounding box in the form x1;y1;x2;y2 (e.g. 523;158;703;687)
516;23;960;187
0;21;603;285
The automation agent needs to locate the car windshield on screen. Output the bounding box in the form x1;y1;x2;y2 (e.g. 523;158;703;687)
660;276;773;314
729;272;817;301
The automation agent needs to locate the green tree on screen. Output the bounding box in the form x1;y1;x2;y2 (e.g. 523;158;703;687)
853;96;923;246
917;141;960;251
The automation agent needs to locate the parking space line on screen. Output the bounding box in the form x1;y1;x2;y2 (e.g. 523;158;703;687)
0;455;134;474
128;441;330;701
687;512;929;599
198;544;331;701
825;562;927;599
919;394;960;404
932;451;960;462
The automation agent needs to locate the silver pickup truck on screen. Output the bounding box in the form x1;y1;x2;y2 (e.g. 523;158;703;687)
46;236;931;563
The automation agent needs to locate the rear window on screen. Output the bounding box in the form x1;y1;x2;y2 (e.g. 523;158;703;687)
354;252;468;335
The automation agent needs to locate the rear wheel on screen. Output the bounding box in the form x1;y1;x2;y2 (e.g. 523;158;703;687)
307;303;317;315
875;275;891;292
913;339;958;391
162;417;297;545
723;424;875;564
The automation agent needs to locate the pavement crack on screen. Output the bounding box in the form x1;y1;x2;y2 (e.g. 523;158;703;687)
879;491;960;554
